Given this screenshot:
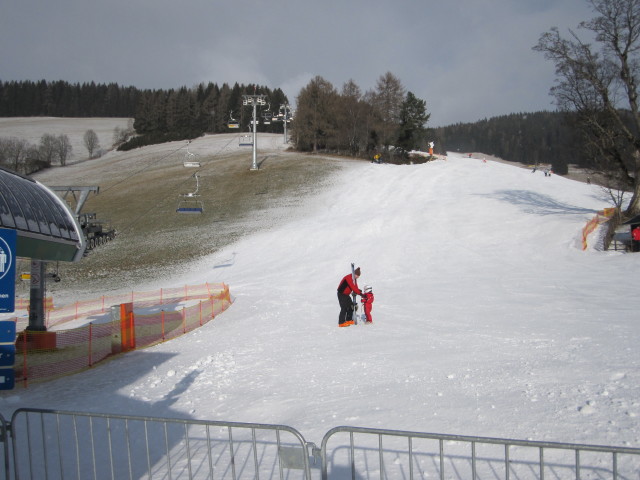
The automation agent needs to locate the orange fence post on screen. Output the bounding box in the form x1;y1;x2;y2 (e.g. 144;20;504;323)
120;303;135;352
21;331;28;388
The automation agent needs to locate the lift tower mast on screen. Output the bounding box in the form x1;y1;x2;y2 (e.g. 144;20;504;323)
242;94;267;170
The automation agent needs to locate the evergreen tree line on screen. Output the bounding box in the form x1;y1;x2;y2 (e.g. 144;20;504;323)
433;111;586;175
0;79;291;151
0;80;139;117
127;82;289;150
1;79;592;173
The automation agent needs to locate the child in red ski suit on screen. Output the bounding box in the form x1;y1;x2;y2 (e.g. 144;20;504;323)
360;285;374;323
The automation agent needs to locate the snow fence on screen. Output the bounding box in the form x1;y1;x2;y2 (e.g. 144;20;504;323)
11;283;231;387
581;207;615;250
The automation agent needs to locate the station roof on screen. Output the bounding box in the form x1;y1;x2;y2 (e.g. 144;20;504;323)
0;167;86;262
623;214;640;226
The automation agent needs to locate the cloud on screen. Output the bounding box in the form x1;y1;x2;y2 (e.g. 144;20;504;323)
1;0;595;126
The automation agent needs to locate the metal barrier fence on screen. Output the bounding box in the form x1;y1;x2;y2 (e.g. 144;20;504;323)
0;414;9;480
320;426;640;480
1;409;640;479
8;409;314;480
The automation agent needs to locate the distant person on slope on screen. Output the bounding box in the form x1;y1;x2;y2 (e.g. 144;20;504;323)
337;267;362;327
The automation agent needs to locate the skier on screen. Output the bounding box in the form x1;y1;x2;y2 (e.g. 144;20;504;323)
337;267;362;327
360;285;374;324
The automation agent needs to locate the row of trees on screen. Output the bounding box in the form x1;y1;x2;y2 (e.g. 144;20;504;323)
433;111;582;175
0;122;135;174
2;0;639;217
292;72;430;159
0;80;139;117
0;134;72;175
0;80;291;150
135;84;285;131
125;83;290;150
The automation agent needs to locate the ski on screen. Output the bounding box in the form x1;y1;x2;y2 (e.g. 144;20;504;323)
351;263;358;325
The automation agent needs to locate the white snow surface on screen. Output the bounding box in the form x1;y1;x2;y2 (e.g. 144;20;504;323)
2;151;639;450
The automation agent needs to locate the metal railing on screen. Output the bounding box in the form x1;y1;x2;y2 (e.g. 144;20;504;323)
8;409;314;480
0;415;9;480
1;410;639;479
320;426;640;480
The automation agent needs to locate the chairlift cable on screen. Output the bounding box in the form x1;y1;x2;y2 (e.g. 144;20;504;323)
114;134;238;232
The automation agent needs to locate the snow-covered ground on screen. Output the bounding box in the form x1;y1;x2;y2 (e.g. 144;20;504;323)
1;147;639;454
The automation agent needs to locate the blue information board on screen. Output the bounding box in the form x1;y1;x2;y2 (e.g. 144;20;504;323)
0;228;16;313
0;320;15;343
0;345;15;368
0;320;15;389
0;369;15;390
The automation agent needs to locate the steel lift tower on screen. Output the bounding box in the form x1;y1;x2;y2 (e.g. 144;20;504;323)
242;94;267;170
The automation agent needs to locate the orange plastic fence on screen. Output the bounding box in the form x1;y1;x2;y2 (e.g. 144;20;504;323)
12;283;232;387
14;297;53;311
581;209;615;250
12;283;225;331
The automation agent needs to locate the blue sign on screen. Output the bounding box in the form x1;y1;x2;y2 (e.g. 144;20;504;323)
0;320;16;389
0;345;15;368
0;228;17;313
0;369;15;390
0;321;16;343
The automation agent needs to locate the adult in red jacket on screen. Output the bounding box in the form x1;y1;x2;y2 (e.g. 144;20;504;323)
337;267;362;327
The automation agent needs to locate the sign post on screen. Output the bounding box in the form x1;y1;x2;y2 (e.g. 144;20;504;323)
0;228;16;313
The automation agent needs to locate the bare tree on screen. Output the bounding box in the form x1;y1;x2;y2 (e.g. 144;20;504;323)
0;137;29;173
23;144;44;175
534;0;640;216
39;133;57;167
371;72;406;153
55;134;72;166
113;120;135;147
333;80;369;155
83;129;100;158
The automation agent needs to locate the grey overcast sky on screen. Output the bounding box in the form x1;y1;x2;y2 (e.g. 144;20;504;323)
1;0;595;127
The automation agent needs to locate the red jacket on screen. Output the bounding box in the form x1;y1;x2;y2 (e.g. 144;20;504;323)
633;227;640;241
337;274;361;296
361;292;374;305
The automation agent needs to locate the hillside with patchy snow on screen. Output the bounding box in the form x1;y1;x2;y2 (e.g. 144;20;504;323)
1;121;639;453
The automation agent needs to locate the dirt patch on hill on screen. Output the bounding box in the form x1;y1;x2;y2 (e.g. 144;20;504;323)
16;137;353;300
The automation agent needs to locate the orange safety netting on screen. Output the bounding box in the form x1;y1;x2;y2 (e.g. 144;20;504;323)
14;297;54;311
581;208;615;250
11;283;232;387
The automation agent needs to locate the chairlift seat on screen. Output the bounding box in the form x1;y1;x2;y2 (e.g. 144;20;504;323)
177;205;203;214
239;134;253;146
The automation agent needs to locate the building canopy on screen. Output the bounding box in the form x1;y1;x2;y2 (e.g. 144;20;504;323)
0;167;85;262
622;214;640;226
